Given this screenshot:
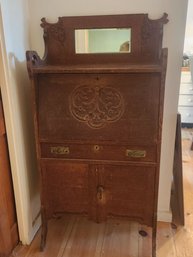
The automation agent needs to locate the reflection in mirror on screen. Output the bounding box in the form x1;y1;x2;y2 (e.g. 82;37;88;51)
75;28;131;54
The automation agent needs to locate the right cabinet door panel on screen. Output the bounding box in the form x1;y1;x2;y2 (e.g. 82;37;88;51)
99;165;156;226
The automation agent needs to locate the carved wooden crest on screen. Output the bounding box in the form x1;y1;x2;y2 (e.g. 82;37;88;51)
70;85;124;128
35;13;169;65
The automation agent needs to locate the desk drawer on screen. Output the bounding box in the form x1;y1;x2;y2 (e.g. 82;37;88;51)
178;107;193;123
181;72;192;83
179;83;193;94
179;95;193;106
40;143;157;162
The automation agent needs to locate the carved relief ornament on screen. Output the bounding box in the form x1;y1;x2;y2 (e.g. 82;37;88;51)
70;85;124;129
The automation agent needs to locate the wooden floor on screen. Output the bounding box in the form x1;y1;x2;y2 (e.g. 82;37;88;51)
10;130;193;257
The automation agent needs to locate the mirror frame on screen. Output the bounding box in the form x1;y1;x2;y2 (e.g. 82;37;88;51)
40;13;169;65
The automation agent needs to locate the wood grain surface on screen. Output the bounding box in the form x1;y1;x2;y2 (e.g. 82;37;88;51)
10;130;193;257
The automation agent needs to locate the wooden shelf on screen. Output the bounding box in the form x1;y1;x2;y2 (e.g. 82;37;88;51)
32;64;162;74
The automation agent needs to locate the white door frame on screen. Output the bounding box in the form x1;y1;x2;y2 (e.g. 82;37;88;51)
0;5;30;244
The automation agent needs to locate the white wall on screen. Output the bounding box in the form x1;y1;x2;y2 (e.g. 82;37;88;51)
184;0;193;55
0;0;40;244
28;0;188;223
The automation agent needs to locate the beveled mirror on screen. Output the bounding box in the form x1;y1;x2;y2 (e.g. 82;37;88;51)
75;28;131;54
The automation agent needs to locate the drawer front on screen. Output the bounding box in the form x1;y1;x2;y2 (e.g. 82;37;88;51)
40;143;157;162
179;83;193;94
179;95;193;106
181;72;192;83
178;107;193;123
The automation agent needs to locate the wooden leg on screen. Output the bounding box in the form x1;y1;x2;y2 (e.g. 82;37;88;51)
152;218;157;257
40;207;47;251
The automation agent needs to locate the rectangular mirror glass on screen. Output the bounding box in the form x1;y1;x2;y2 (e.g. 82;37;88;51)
75;28;131;54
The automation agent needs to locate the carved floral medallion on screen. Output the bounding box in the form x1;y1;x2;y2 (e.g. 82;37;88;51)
70;85;124;129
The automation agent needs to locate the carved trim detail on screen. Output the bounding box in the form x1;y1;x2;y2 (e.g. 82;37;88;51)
142;13;168;40
141;13;169;57
41;17;65;45
26;51;44;79
70;85;124;129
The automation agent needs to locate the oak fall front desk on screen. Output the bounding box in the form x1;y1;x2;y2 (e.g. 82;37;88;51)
26;13;168;257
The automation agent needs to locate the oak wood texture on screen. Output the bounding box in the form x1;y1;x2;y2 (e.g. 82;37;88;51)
39;13;168;66
0;96;19;257
10;130;193;257
26;13;169;257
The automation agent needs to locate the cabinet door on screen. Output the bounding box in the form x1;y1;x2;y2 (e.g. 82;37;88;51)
41;160;96;218
96;165;156;226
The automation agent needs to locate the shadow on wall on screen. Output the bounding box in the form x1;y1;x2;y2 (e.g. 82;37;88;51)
8;52;40;222
190;56;193;82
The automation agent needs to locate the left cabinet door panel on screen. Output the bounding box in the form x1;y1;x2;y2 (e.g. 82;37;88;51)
40;160;93;219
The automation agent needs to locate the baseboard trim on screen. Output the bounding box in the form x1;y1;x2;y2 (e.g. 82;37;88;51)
157;210;172;222
28;215;41;244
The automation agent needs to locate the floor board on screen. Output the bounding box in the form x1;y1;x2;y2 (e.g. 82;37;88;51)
62;216;106;257
100;219;138;257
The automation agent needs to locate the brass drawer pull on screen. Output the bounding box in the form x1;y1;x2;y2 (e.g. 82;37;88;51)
126;149;146;158
50;146;70;155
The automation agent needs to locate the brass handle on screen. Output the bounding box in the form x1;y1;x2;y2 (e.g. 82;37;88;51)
126;149;146;158
97;185;104;201
50;146;70;155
